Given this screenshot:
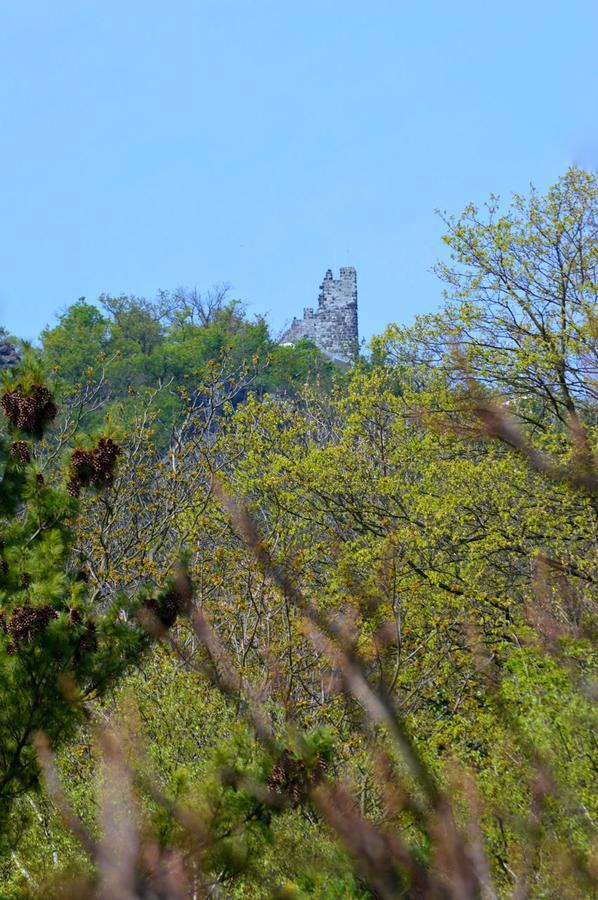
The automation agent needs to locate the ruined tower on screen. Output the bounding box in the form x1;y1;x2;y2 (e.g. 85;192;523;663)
279;267;358;363
0;332;19;369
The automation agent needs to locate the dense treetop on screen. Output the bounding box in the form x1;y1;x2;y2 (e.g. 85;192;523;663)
0;168;596;898
38;287;339;439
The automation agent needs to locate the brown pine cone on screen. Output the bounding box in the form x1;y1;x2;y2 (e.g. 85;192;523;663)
6;605;58;648
10;441;31;464
69;439;121;491
1;385;57;437
66;476;82;497
140;595;178;630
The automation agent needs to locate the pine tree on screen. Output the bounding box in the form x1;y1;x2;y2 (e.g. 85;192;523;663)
0;363;151;848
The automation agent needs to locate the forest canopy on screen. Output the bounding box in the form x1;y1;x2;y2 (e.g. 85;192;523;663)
0;168;596;898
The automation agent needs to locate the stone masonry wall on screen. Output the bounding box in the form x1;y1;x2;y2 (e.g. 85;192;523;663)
280;267;358;362
0;334;19;369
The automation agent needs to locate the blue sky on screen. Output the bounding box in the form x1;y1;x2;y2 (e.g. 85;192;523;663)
1;0;596;344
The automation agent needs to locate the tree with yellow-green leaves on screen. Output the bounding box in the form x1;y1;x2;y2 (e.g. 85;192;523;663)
0;168;596;898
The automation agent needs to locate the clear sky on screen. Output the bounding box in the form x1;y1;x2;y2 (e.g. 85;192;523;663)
1;0;597;345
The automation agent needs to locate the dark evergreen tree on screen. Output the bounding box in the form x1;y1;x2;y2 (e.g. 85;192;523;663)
0;362;153;849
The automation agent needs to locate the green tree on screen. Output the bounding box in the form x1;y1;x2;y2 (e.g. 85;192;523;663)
41;300;110;382
377;167;597;433
0;363;155;858
3;168;595;898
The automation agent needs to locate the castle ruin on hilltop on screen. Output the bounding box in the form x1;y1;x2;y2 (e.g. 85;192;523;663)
0;333;19;369
279;267;358;363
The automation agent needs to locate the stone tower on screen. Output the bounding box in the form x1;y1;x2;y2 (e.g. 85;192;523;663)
0;332;19;369
279;267;358;363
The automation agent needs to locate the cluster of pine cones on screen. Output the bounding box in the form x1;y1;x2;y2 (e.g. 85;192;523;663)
141;594;179;629
139;571;193;631
141;576;192;629
267;748;329;807
1;385;57;438
0;604;98;657
9;440;31;464
67;438;122;497
1;605;58;653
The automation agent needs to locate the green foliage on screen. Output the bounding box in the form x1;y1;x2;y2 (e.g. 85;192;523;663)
0;363;151;852
1;168;596;897
40;300;110;383
40;291;340;444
